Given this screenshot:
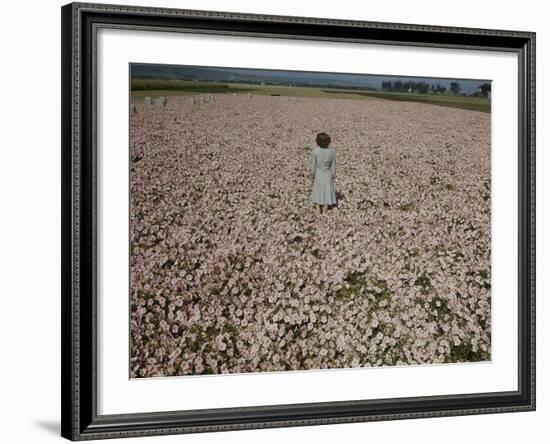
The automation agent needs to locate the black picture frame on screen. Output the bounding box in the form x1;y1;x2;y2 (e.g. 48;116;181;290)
61;2;536;440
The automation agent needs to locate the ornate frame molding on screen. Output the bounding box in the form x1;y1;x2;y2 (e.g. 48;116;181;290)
61;2;535;440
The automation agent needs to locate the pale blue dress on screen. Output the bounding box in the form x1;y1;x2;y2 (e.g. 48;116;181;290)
310;147;336;205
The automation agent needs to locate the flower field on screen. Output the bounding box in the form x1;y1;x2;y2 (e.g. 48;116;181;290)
130;94;491;378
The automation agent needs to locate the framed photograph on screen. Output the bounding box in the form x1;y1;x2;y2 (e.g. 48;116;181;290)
61;2;535;440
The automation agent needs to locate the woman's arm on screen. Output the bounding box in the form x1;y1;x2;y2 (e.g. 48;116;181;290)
331;150;336;178
309;150;316;179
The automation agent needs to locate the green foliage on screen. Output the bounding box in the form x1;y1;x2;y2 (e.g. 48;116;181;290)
450;81;461;95
398;203;414;211
357;91;490;113
132;78;232;91
478;82;491;97
446;342;489;363
336;271;369;300
414;272;432;293
336;273;391;318
130;78;490;112
466;269;491;289
428;296;452;321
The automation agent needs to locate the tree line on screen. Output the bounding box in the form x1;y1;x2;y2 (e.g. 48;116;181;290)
380;80;491;97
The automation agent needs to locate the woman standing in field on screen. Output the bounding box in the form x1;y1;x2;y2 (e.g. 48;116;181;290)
310;132;336;214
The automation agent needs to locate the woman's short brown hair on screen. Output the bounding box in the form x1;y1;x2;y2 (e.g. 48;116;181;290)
316;132;331;148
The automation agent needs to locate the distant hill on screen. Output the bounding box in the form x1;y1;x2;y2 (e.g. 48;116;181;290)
130;63;380;90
